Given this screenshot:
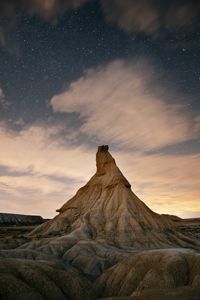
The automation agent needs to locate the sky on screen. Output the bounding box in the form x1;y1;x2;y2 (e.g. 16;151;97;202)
0;0;200;218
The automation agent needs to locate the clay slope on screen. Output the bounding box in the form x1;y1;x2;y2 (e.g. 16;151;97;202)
31;145;200;250
0;258;96;300
96;248;200;299
99;287;200;300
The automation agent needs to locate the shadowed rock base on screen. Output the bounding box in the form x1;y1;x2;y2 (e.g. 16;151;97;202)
99;286;200;300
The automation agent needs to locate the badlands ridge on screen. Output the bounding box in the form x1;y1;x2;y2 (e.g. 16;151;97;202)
0;145;199;299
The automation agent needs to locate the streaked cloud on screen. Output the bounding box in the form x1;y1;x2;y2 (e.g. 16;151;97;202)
0;122;94;217
194;115;200;134
1;0;200;47
0;88;4;101
0;124;94;179
115;150;200;216
165;1;200;30
101;0;159;34
101;0;200;35
0;0;90;46
21;0;90;20
0;88;10;109
0;173;79;217
51;59;197;151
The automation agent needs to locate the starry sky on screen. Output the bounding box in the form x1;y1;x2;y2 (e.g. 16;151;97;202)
0;0;200;218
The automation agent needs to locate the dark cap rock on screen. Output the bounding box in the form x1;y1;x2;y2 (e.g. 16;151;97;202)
98;145;109;152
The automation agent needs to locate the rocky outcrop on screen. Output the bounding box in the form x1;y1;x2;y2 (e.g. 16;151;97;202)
0;213;44;225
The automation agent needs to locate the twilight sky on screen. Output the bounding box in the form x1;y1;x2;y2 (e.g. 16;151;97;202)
0;0;200;218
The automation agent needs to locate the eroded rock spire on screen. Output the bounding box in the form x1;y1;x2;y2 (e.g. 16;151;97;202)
31;146;200;251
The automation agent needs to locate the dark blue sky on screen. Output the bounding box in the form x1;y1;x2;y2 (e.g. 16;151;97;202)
0;0;200;126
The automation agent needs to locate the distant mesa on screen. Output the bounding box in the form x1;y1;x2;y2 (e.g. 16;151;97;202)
0;212;44;225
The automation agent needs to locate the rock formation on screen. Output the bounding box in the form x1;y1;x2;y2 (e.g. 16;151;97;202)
0;146;199;299
31;145;199;250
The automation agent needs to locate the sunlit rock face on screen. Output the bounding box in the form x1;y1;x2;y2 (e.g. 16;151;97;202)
31;145;200;250
0;146;200;299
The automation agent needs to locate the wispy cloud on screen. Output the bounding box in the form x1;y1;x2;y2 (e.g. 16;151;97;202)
0;88;10;109
101;0;200;35
101;0;159;34
165;1;200;30
1;0;199;47
115;150;200;216
51;59;197;151
0;122;94;217
194;115;200;134
0;0;90;46
0;88;4;101
0;173;79;217
0;123;94;178
21;0;90;20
